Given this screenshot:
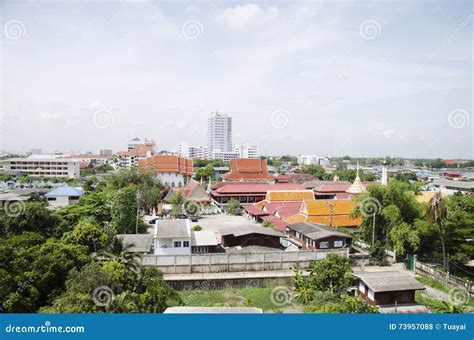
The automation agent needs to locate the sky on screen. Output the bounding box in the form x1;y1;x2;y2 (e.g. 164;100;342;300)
0;0;472;158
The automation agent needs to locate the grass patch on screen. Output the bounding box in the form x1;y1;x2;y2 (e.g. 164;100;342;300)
415;276;450;294
179;287;295;312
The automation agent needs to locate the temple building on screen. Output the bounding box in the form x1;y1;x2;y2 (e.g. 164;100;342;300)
221;158;275;182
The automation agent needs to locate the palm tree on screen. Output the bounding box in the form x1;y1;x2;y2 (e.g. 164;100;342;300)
100;237;142;272
424;192;448;269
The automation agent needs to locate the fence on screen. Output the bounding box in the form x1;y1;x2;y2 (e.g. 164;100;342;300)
141;249;349;274
415;260;474;294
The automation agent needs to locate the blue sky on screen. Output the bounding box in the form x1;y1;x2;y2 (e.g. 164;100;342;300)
0;0;472;158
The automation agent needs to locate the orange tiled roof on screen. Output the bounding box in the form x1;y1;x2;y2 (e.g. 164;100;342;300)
300;199;354;216
221;158;274;181
266;190;315;201
138;155;193;175
283;199;361;228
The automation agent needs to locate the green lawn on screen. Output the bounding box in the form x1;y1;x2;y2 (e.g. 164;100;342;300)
179;287;299;312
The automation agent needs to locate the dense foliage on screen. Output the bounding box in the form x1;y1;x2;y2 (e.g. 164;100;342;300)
0;169;182;313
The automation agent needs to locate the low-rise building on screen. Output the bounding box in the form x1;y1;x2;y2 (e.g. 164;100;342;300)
284;199;361;229
210;182;304;206
287;222;352;250
45;186;85;207
154;219;192;255
353;271;426;306
220;225;283;249
139;155;193;187
153;219;220;255
428;179;474;195
2;158;81;179
114;139;156;168
221;159;275;182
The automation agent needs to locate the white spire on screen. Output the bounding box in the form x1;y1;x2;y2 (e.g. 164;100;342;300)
381;161;388;186
347;162;366;194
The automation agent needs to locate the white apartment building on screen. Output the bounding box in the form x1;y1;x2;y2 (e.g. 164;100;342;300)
234;143;260;159
210;150;239;162
3;158;81;179
298;155;330;166
207;112;232;158
177;142;208;159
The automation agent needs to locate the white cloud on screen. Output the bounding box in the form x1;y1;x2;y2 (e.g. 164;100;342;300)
215;4;279;30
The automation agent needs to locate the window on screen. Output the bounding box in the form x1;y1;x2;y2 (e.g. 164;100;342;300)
334;240;343;248
359;282;366;294
173;241;182;248
368;289;375;301
319;241;329;249
183;241;189;247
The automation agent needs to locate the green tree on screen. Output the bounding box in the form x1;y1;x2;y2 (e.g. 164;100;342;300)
169;192;186;217
100;237;142;272
62;217;109;253
226;198;241;215
110;187;145;234
308;254;352;294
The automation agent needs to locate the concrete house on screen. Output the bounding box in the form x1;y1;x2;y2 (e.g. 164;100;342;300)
153;219;220;255
154;219;192;255
353;271;426;307
45;186;85;208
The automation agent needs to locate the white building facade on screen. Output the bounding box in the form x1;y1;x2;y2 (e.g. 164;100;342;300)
3;158;81;179
298;155;329;166
207;112;232;159
234;143;260;159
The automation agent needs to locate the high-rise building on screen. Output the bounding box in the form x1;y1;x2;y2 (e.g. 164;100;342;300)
207;111;232;158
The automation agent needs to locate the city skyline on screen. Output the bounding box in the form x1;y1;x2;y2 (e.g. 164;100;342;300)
1;1;472;158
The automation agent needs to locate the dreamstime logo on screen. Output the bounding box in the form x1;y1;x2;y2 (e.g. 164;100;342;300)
359;20;381;40
270;286;293;306
358;197;381;218
449;287;470;305
4;20;26;40
3;201;26;217
448;109;470;129
270;109;292;129
184;200;202;215
182;19;203;40
92;109;114;129
92;286;114;306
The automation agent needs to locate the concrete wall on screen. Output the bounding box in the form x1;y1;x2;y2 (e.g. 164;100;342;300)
141;249;349;274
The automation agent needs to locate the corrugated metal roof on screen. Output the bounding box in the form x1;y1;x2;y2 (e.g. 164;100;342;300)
352;271;426;293
45;186;84;197
155;219;190;238
288;222;351;240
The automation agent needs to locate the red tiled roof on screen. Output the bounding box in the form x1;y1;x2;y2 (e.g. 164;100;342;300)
212;183;304;195
210;181;270;190
263;201;302;216
242;204;270;216
261;215;289;232
274;174;289;183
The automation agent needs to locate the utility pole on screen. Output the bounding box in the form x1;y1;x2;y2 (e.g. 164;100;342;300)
328;202;334;227
135;190;141;234
371;213;376;245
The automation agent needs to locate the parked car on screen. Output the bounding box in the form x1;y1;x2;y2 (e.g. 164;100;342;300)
189;215;199;222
